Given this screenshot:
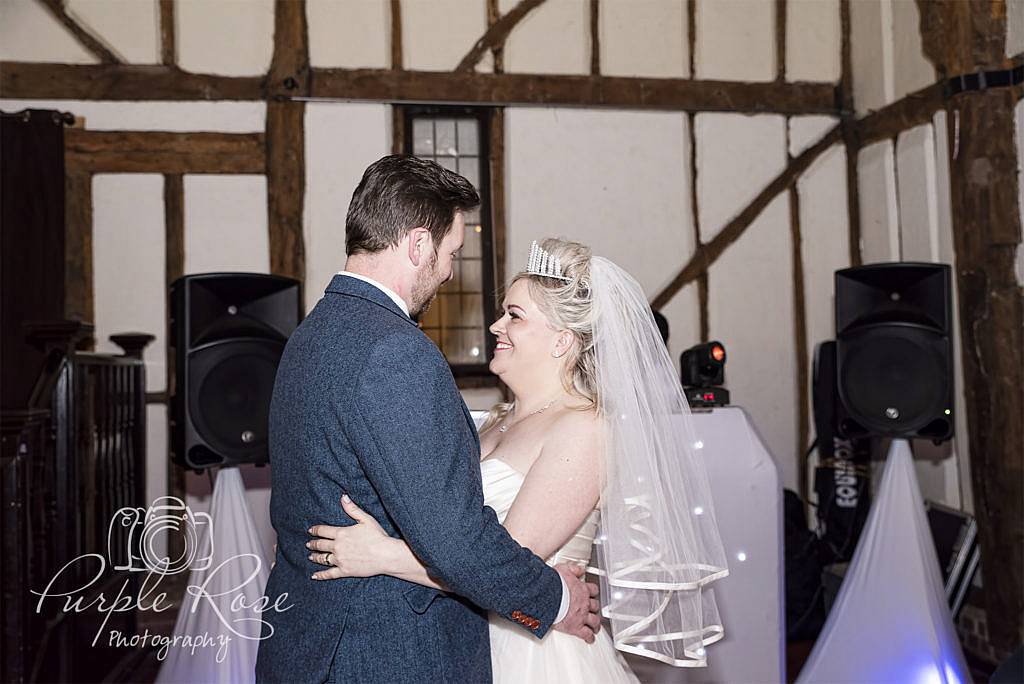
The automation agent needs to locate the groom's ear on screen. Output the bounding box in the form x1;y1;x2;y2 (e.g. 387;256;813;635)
407;227;430;267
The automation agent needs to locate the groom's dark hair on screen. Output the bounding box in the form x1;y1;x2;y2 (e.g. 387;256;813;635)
345;155;481;255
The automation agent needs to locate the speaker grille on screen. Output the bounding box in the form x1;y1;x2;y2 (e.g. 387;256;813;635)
187;339;283;464
838;327;949;436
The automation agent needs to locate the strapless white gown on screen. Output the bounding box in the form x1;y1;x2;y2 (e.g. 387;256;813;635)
481;458;639;684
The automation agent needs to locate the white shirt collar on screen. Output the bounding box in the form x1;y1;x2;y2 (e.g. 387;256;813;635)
337;271;410;316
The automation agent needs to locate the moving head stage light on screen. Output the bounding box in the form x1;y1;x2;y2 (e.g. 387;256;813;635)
681;341;729;407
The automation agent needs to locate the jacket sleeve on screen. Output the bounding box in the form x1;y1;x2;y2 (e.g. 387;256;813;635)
346;333;563;638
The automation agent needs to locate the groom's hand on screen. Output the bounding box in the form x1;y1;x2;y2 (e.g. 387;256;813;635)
552;563;601;643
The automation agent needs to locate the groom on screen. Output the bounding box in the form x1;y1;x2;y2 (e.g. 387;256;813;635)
255;155;600;683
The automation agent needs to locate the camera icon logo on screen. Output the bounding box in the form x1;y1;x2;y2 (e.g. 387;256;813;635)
108;496;215;574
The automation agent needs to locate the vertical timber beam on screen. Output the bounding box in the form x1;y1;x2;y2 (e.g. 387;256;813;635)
839;0;862;266
266;0;309;283
164;174;186;563
589;0;600;76
159;0;176;66
684;0;710;341
917;0;1024;650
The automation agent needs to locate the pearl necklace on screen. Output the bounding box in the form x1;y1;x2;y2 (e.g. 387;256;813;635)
498;398;559;433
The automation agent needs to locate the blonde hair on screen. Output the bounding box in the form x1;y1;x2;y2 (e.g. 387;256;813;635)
481;238;598;433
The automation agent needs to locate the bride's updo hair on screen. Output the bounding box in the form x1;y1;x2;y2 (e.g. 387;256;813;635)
482;238;598;432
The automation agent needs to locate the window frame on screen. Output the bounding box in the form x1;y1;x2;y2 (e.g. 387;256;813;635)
400;104;499;381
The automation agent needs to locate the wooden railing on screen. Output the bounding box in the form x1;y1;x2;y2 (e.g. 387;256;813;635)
0;321;152;683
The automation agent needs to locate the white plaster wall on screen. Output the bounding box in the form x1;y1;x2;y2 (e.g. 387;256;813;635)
1010;0;1024;58
851;0;936;115
696;113;788;241
177;0;274;76
0;0;157;64
600;0;687;79
304;102;390;312
890;0;935;101
402;0;490;72
0;0;97;63
183;175;270;275
786;0;841;83
501;0;588;75
92;174;168;513
696;113;798;489
895;124;941;262
65;0;159;64
851;0;894;115
505;106;699;353
506;108;692;292
695;0;775;82
308;0;390;69
857;139;900;263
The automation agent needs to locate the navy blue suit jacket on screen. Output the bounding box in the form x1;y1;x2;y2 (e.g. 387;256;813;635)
255;275;563;683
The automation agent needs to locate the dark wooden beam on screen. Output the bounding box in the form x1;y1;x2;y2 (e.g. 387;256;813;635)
686;113;708;341
159;0;176;66
391;106;405;155
652;123;842;309
390;0;403;70
64;167;93;325
312;68;838;114
456;0;547;72
490;107;508;308
0;62;262;100
946;85;1023;652
775;0;786;81
854;81;946;147
918;0;1023;651
163;173;186;561
838;0;861;266
1;61;838;114
487;0;505;73
63;130;265;174
266;0;309;282
38;0;122;64
590;0;600;76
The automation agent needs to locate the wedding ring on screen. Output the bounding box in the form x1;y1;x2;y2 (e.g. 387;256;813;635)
325;552;333;565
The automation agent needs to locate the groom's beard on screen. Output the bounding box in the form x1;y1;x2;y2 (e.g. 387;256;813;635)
409;251;442;318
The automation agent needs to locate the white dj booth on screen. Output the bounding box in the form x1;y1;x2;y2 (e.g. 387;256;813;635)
621;406;785;684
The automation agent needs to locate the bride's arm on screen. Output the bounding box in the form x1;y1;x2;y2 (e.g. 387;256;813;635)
308;496;447;590
308;413;601;585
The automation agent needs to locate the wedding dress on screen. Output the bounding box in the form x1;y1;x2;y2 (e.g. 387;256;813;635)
481;457;640;684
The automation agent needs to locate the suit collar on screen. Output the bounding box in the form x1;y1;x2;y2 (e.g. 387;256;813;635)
325;274;416;325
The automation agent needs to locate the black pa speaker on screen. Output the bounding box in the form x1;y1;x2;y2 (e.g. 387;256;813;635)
170;273;301;470
834;262;954;441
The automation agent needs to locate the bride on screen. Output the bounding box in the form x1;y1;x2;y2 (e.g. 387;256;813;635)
306;238;728;681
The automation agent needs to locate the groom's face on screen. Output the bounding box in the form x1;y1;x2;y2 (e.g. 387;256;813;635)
409;213;465;317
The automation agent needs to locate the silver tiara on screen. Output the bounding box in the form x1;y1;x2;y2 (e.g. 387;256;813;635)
526;240;572;282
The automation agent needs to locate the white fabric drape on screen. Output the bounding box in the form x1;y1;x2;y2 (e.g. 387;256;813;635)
156;467;271;684
796;439;968;684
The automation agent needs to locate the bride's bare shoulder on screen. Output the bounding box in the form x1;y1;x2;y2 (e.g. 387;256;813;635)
545;405;602;456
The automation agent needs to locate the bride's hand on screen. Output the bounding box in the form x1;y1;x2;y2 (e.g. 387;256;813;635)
307;495;394;580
